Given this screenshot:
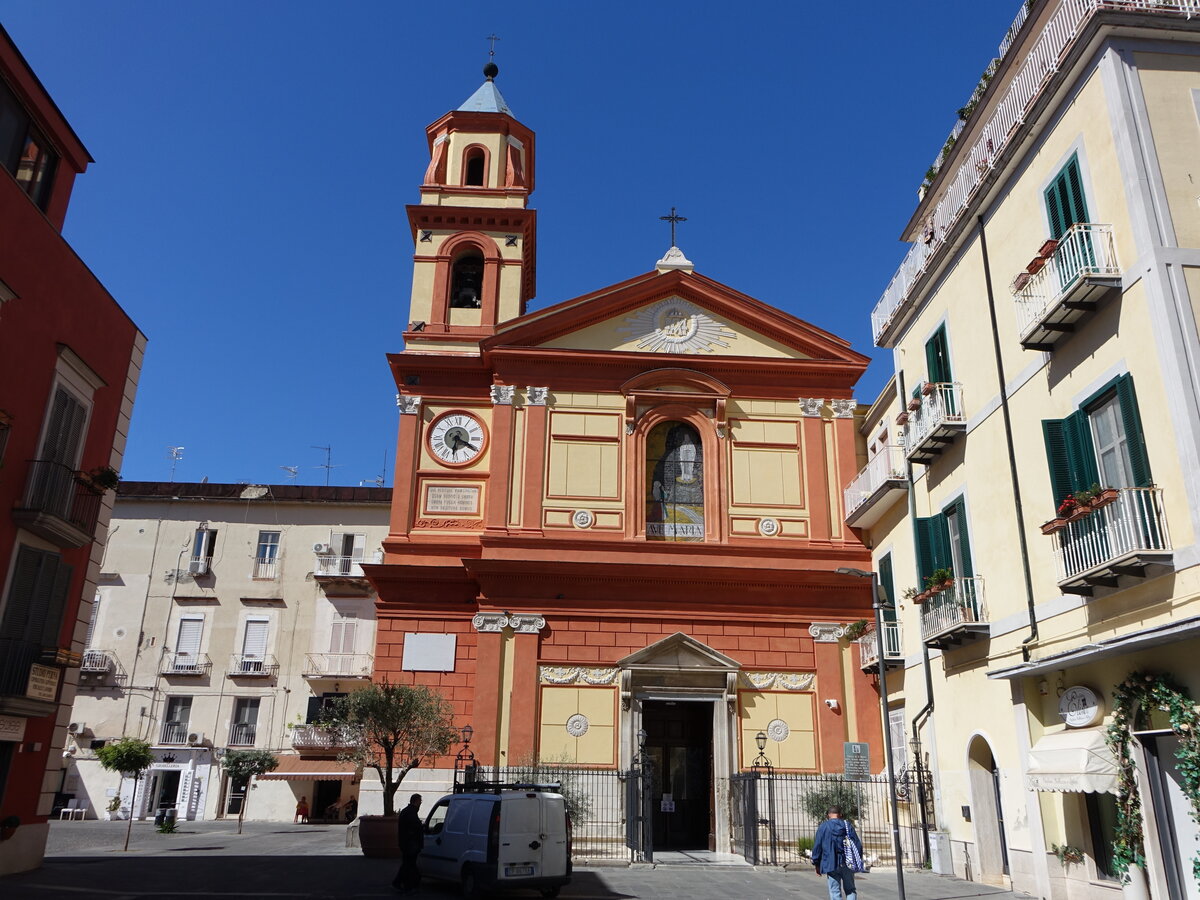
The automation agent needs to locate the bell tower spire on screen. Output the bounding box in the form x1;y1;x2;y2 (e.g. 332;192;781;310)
404;52;537;349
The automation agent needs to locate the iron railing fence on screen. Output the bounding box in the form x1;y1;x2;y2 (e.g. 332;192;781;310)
251;557;279;580
228;722;256;746
919;576;988;643
313;555;365;576
1013;223;1120;338
303;652;374;678
1052;487;1170;582
857;622;903;670
843;445;906;519
16;459;103;536
904;383;965;458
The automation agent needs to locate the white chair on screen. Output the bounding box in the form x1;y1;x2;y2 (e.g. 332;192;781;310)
58;799;79;820
71;802;89;821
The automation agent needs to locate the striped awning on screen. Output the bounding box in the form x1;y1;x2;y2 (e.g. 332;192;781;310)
257;757;359;781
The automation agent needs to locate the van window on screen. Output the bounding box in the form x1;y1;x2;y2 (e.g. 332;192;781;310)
445;799;472;835
504;797;541;834
468;799;498;836
425;800;449;835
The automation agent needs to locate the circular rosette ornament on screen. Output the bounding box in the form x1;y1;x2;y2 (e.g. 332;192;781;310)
766;719;790;742
565;714;590;738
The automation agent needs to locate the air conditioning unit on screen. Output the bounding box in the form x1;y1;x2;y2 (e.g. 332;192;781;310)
187;732;203;745
188;558;209;576
68;722;87;736
313;542;332;555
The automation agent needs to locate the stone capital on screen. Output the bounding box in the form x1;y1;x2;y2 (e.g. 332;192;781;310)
396;394;422;415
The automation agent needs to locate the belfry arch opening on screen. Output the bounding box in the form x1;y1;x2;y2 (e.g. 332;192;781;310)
450;250;484;309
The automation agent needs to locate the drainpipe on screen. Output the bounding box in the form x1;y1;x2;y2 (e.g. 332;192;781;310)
977;215;1039;661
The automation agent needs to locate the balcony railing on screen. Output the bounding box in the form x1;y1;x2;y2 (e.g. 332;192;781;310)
229;723;257;746
291;723;356;751
872;0;1199;346
920;576;988;648
1014;223;1122;349
844;445;908;527
12;460;104;548
904;383;966;463
1052;487;1171;593
857;622;903;671
187;555;212;577
160;722;189;745
303;653;374;679
80;649;115;674
228;654;278;678
160;652;212;676
252;557;278;580
314;555;365;577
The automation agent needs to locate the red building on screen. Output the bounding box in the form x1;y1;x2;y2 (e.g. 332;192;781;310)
0;26;145;874
366;65;880;855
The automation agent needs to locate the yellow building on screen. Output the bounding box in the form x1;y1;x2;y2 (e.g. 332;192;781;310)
848;2;1200;898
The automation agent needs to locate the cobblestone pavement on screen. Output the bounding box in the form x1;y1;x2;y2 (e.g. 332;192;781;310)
0;821;1035;900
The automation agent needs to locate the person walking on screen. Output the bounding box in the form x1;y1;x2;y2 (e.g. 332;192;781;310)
811;805;863;900
294;796;309;824
392;793;424;895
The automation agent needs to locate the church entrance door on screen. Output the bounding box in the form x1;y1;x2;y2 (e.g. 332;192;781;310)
642;699;712;850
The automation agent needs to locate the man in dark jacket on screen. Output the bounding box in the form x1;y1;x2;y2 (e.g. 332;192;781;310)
392;794;424;895
811;805;863;900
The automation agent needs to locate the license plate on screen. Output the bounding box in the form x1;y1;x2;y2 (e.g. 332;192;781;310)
505;865;534;877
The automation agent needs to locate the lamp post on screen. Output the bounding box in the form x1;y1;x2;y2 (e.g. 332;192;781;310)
837;566;906;900
455;724;475;788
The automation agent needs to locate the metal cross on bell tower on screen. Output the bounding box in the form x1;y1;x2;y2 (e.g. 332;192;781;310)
659;207;687;247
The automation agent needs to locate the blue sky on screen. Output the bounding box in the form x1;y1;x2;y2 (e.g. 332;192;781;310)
4;1;1021;487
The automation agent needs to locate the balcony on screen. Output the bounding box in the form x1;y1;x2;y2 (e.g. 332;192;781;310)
920;576;989;649
303;653;373;679
160;721;190;745
229;722;257;746
159;652;212;677
844;446;908;528
871;0;1199;348
291;723;356;753
1051;488;1171;596
228;654;279;678
11;460;104;548
0;638;57;717
252;557;278;580
78;649;120;683
903;383;966;464
1014;224;1122;350
314;555;365;578
857;622;904;672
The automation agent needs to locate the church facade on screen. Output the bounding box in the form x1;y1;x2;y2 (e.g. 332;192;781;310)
367;65;879;851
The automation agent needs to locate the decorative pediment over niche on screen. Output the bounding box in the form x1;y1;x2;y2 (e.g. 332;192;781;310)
620;368;731;437
618;631;741;672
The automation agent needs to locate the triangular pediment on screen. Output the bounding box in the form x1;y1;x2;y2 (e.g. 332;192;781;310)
483;269;869;367
618;632;740;672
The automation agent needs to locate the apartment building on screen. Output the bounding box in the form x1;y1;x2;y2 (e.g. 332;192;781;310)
0;26;145;875
65;482;389;823
846;2;1200;898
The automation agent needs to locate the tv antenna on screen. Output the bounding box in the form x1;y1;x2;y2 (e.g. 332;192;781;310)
279;465;299;483
359;447;389;489
167;446;185;482
311;445;341;487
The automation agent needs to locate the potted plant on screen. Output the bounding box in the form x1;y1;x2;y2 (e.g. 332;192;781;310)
105;795;122;821
1038;238;1060;258
907;396;922;412
1040;518;1067;535
1057;494;1089;521
896;411;910;426
319;681;458;858
926;567;955;593
1011;271;1031;291
1051;843;1084;866
921;381;937;396
1090;484;1120;510
220;750;279;834
901;587;918;605
83;465;121;491
842;620;869;641
1027;255;1047;275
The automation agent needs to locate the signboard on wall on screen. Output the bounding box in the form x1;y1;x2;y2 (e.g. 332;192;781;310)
843;742;871;782
27;664;60;701
425;485;481;515
0;715;26;742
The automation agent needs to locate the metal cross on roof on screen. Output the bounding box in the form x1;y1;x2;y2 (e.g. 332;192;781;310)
486;33;500;58
660;207;687;247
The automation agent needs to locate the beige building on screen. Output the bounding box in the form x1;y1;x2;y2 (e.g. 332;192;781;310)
64;482;389;823
848;2;1200;899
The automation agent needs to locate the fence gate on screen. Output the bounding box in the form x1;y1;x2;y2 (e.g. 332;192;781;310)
624;767;653;863
729;773;761;864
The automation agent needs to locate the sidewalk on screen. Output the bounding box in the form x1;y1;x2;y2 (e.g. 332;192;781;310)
0;821;1035;899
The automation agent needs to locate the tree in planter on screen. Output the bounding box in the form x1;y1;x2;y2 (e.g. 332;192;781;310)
321;681;458;816
95;737;154;851
799;777;867;825
502;754;593;826
220;750;279;834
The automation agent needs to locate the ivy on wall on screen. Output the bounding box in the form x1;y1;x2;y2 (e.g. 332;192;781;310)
1105;672;1200;885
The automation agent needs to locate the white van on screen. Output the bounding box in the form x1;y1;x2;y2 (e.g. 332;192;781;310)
418;783;572;898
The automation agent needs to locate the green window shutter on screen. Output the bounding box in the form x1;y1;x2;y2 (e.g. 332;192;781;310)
931;513;952;573
1064;409;1100;491
914;517;936;583
1044;154;1090;240
924;325;952;384
1115;374;1152;487
1065;156;1089;227
950;497;974;578
878;554;896;623
1043;419;1074;510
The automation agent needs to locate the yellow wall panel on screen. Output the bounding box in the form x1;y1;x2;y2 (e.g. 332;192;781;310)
739;691;817;771
731;448;801;506
548;441;619;499
539;687;616;766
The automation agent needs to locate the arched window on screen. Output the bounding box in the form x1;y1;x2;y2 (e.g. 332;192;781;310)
645;421;704;542
449;251;484;308
464;148;485;186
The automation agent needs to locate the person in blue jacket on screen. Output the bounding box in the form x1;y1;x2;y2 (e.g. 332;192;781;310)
811;805;863;900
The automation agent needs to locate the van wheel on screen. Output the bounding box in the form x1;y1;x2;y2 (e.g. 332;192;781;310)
540;889;560;899
461;865;484;899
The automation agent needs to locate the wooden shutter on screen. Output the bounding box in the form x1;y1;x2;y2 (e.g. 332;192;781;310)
1045;154;1090;240
306;696;323;724
241;619;268;659
1043;412;1100;510
0;546;71;646
1115;375;1152;487
236;699;260;726
330;618;356;654
924;326;952;384
41;557;72;648
878;554;897;624
85;595;101;648
41;388;87;467
176;617;203;657
0;546;41;640
948;497;974;578
914;516;951;581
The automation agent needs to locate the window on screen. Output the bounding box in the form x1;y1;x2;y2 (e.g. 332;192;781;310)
464;147;485;186
1085;792;1119;881
330;615;357;655
0;76;58;210
330;532;365;575
172;615;204;672
162;696;192;743
230;699;259;746
253;531;280;579
1045;153;1089;240
450;251;483;308
305;692;345;723
645;421;704;542
878;553;897;624
0;545;72;653
915;497;972;582
237;618;269;673
190;527;217;575
925;325;952;385
1042;374;1151;510
888;708;907;776
425;799;450;835
84;594;101;649
26;386;89;516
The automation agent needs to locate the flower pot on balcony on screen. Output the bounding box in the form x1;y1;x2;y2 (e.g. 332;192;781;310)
896;412;910;426
938;578;955;592
1026;256;1047;275
1010;271;1031;291
921;382;937;396
1091;488;1119;509
908;397;922;411
1066;506;1091;523
1038;239;1060;258
357;814;401;858
1040;518;1067;535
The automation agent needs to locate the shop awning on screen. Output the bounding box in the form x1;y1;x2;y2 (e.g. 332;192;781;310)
257;757;358;781
1025;728;1117;794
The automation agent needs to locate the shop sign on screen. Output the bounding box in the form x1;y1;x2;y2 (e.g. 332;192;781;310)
1059;685;1103;727
0;715;26;742
26;664;60;701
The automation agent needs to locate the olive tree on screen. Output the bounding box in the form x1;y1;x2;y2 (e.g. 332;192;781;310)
320;681;457;816
95;737;154;851
220;750;279;833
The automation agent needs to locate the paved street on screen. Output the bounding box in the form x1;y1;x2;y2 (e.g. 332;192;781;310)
0;821;1035;900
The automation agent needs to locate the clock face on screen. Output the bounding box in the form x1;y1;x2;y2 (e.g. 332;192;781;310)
428;412;487;466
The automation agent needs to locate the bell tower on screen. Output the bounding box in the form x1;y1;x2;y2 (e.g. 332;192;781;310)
404;61;536;349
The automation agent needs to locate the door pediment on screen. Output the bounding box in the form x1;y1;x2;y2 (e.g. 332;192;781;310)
618;631;740;674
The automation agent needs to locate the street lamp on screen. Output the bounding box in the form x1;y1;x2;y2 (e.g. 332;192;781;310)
837;566;906;900
751;730;773;772
455;724;476;787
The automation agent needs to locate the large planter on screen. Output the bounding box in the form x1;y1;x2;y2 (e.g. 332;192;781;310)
1121;865;1148;900
357;814;401;858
